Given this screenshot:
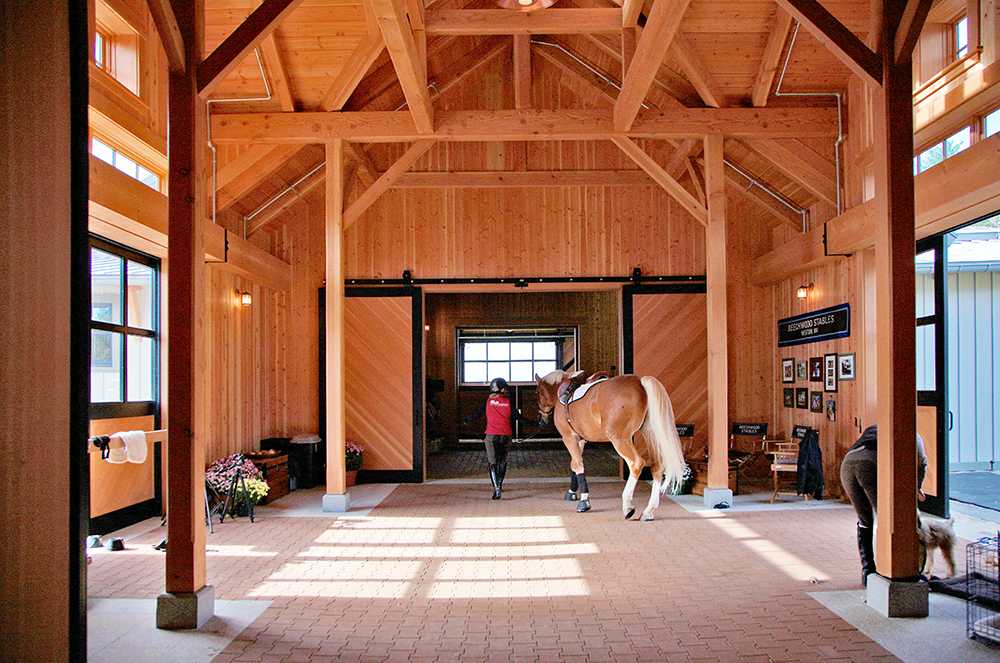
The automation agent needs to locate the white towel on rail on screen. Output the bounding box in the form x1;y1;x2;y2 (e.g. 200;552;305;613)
106;433;128;463
124;430;147;464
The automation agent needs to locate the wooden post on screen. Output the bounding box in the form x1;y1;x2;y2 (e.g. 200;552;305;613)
158;0;213;628
324;139;349;510
704;133;731;503
868;0;927;618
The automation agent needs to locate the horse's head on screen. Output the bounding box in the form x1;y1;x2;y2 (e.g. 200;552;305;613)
534;370;568;424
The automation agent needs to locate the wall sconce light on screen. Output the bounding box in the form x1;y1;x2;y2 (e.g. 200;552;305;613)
424;324;430;332
796;283;813;300
237;290;252;307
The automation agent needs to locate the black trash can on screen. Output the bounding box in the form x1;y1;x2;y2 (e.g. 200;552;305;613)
290;433;323;489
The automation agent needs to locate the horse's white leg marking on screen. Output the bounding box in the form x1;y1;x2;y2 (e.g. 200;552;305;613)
641;473;663;521
622;475;638;515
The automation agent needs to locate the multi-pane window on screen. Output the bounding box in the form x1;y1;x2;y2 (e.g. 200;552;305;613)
914;127;971;175
90;238;158;417
92;136;161;191
458;329;574;385
956;16;969;59
985;107;1000;139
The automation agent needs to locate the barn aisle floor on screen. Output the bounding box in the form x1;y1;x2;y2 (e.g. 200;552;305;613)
87;481;1000;663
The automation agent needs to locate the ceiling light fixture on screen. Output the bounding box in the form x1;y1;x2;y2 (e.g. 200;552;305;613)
495;0;557;11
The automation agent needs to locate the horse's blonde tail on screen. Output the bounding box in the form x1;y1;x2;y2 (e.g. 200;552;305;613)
640;376;687;495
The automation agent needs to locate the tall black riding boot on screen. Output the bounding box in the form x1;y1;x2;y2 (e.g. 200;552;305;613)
497;459;508;491
489;464;502;500
857;523;876;586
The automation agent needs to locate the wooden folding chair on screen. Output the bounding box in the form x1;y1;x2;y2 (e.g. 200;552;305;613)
766;425;813;503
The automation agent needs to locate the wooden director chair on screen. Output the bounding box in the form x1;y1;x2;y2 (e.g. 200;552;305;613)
728;423;769;496
765;425;813;503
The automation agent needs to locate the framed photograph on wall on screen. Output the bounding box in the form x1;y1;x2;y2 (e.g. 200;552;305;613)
796;387;808;409
826;399;836;422
782;358;795;383
810;391;823;413
809;357;822;381
824;353;838;392
796;361;807;381
838;352;856;381
784;388;794;408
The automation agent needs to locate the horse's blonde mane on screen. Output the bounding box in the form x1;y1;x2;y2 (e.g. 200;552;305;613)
540;369;583;385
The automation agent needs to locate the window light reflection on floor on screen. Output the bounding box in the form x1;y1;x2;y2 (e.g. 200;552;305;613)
698;511;830;582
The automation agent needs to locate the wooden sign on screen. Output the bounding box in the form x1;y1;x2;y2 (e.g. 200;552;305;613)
778;303;850;347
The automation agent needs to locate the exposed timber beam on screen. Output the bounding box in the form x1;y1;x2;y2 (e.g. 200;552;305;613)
345;142;379;188
247;165;326;237
611;136;708;226
621;0;643;27
146;0;186;74
774;0;881;87
211;108;840;144
213;144;302;211
895;0;935;65
740;137;838;208
199;0;305;98
665;137;699;178
534;40;619;106
318;34;386;112
424;9;623;35
724;167;801;229
514;35;532;110
343;139;436;228
370;0;434;133
615;0;691;132
751;7;793;107
392;170;654;188
583;33;696;107
260;34;295;111
669;31;722;108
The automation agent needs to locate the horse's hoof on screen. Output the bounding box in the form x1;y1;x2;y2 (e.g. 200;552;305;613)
564;491;579;501
625;508;635;520
577;500;592;513
639;512;654;521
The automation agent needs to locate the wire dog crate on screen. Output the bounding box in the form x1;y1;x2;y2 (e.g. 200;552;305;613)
967;535;1000;643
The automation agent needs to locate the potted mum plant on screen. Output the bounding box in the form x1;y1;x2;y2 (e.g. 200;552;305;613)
206;453;269;516
345;441;364;486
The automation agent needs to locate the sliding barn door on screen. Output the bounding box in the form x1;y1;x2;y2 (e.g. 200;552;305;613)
322;287;424;483
623;284;708;459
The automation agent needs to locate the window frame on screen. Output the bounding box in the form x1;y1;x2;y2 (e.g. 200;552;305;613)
456;327;577;387
89;236;160;420
90;134;165;193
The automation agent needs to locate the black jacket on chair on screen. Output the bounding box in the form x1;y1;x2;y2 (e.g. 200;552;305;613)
796;430;825;499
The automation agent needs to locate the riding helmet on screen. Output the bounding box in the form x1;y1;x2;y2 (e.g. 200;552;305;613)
489;378;508;393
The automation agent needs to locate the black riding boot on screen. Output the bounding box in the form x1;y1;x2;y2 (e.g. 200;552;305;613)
489;464;502;500
857;523;876;586
497;459;507;491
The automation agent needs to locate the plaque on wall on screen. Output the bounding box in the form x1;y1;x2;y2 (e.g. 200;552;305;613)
778;303;850;347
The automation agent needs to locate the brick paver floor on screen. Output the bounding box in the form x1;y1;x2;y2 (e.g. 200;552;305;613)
86;474;946;662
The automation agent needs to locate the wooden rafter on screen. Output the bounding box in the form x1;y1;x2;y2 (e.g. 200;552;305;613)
211;108;841;144
345;142;379;189
669;31;722;108
724;167;802;229
261;34;295;111
739;137;838;208
895;0;936;65
343;139;436;228
424;9;623;35
611;136;707;226
214;144;302;211
534;40;618;106
246;165;325;237
318;33;386;112
615;0;691;132
621;0;643;27
774;0;881;88
665;137;699;178
391;170;654;188
751;7;793;107
370;0;434;133
514;35;532;110
583;33;695;108
198;0;306;98
146;0;185;74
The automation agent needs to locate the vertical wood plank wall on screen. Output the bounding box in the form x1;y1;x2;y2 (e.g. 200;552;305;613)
345;296;414;471
89;415;155;516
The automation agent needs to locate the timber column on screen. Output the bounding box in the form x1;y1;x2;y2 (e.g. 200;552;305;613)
157;0;213;628
869;0;926;618
324;139;350;512
703;133;731;507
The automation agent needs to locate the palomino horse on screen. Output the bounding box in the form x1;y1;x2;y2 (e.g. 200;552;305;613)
534;370;686;520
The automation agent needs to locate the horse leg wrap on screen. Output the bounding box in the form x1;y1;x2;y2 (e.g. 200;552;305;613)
565;472;580;501
576;474;591;512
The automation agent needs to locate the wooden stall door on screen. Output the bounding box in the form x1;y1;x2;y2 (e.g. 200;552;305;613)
344;288;424;482
623;285;709;464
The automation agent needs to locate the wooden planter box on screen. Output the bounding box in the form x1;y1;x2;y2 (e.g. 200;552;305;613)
246;452;290;504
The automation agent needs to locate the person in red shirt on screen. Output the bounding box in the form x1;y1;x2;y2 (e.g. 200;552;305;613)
465;378;538;499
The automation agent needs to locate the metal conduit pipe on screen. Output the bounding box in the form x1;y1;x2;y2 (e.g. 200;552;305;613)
775;21;845;223
206;46;273;237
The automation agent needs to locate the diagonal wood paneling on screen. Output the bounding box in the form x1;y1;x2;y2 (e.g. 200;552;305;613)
345;296;413;470
632;292;708;456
